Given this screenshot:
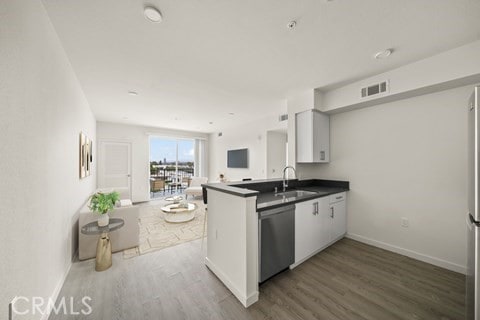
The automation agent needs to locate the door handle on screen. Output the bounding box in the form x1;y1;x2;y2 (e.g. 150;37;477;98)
330;207;334;218
313;202;319;215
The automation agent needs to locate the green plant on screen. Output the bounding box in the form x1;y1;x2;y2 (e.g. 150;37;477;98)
89;191;119;215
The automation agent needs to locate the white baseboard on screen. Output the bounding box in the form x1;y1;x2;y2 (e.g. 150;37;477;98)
346;233;466;274
204;257;258;307
40;261;72;320
290;234;346;269
245;291;259;308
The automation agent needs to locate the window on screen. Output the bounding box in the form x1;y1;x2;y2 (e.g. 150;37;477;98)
149;137;195;198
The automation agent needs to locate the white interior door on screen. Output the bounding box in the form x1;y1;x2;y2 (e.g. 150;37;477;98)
98;140;132;199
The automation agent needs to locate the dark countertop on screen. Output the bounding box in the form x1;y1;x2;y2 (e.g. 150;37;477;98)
202;178;349;211
256;186;347;211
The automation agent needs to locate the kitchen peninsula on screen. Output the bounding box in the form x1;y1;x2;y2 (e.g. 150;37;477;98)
202;178;349;307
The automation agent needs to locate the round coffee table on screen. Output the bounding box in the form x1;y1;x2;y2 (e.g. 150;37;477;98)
161;203;197;223
164;195;183;203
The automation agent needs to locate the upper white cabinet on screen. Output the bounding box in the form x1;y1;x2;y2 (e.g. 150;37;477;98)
295;109;330;163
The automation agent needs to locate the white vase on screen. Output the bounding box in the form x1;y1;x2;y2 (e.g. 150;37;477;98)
98;214;109;227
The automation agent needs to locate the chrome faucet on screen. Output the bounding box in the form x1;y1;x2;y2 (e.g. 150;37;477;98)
282;166;296;192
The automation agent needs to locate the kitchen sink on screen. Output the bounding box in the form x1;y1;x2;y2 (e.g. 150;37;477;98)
274;190;317;198
256;189;324;209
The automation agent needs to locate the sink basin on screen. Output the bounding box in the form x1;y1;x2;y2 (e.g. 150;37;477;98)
274;190;317;198
256;189;320;209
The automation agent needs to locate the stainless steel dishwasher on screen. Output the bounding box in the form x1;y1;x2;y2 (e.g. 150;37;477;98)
259;205;295;283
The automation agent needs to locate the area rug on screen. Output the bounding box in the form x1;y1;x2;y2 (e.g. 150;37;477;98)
123;199;206;259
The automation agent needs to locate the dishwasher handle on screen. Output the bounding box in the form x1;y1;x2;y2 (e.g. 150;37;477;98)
259;205;295;219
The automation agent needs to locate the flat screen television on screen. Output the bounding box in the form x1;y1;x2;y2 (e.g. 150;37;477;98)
227;148;248;168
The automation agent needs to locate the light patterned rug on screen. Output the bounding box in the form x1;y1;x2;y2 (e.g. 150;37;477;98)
123;199;206;259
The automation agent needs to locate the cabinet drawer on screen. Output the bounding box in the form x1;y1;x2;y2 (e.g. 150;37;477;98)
329;192;346;204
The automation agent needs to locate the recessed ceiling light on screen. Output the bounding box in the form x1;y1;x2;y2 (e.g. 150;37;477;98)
374;49;393;60
209;121;213;125
287;21;296;30
128;91;138;96
122;116;129;120
228;112;234;115
144;6;162;23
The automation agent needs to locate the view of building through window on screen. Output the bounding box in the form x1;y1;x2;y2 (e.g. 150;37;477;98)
149;137;195;198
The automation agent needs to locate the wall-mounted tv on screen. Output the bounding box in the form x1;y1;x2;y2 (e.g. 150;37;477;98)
227;148;248;168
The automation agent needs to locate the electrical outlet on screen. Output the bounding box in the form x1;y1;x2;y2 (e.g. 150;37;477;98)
401;218;409;228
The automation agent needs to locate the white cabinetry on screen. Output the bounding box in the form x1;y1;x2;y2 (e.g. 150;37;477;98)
293;192;347;268
294;197;329;265
295;109;330;163
329;192;347;241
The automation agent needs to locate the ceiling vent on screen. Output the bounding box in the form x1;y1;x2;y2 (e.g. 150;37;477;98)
279;114;288;122
218;132;223;137
361;80;389;98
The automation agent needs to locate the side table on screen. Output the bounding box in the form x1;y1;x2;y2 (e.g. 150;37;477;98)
81;218;124;271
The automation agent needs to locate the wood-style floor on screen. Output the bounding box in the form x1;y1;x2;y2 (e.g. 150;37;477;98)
49;238;465;320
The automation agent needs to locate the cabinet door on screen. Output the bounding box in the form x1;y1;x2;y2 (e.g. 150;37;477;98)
330;200;346;241
296;110;330;163
317;197;331;249
295;111;313;163
295;199;319;263
312;111;330;163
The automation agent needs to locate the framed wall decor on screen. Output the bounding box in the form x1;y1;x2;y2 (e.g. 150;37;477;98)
79;133;86;178
85;138;91;177
79;132;93;179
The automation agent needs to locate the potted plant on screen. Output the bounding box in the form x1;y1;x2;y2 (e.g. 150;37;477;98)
89;191;119;226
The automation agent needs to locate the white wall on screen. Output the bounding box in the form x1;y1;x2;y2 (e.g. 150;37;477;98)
297;85;471;273
0;1;96;319
266;131;287;179
96;122;208;202
322;40;480;112
209;114;287;182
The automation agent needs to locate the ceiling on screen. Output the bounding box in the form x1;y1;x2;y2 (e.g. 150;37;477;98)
42;0;480;133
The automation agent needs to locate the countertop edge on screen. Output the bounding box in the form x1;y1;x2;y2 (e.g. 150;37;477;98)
256;188;348;212
202;183;259;198
202;178;349;198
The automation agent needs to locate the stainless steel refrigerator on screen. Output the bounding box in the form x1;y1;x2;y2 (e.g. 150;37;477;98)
467;85;480;320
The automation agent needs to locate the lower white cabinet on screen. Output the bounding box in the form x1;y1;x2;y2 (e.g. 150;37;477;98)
293;192;347;266
294;197;329;264
329;192;347;241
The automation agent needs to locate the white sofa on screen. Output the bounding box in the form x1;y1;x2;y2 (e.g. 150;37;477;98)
78;190;139;260
185;177;208;199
